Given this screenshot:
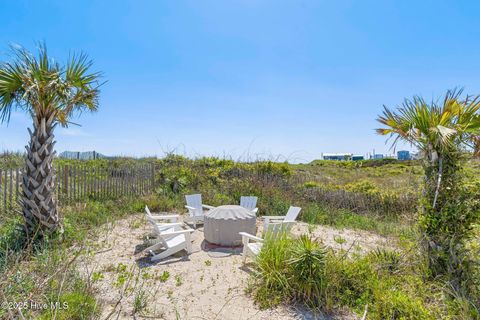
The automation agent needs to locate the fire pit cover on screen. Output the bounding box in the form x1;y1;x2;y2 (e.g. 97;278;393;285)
204;205;256;246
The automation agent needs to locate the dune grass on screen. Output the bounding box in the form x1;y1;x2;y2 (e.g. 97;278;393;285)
1;156;478;318
249;232;478;319
0;197;157;319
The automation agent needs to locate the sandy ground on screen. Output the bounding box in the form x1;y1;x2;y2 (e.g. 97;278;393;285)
79;214;394;320
291;223;396;255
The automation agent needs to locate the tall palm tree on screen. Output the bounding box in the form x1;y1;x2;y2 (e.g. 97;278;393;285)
0;44;101;237
376;89;480;287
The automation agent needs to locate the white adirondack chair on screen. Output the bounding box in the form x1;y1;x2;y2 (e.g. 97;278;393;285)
263;206;301;233
240;206;300;264
239;221;292;264
239;232;263;263
145;224;194;261
184;194;215;228
144;206;182;235
240;196;258;214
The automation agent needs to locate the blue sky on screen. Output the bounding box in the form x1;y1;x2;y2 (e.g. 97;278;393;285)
1;0;480;162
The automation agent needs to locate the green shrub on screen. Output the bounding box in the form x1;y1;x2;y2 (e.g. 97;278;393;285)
303;181;320;189
40;291;98;320
0;218;27;271
369;248;402;274
252;232;292;308
344;180;379;194
370;286;433;319
256;161;292;178
249;233;447;318
211;193;233;206
287;235;327;308
0;151;24;169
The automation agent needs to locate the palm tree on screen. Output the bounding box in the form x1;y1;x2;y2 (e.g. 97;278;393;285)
377;90;480;205
376;89;480;289
0;44;101;237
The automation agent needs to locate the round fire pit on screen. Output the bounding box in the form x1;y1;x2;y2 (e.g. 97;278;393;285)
204;205;256;246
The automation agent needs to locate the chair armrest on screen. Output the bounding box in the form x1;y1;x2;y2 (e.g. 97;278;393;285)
239;232;264;242
262;215;286;220
252;208;259;214
263;215;286;228
264;221;295;228
150;215;180;220
202;204;215;210
185;205;196;211
160;228;195;237
156;222;183;229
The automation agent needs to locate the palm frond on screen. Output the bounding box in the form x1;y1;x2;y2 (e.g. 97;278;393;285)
376;89;480;156
0;43;102;126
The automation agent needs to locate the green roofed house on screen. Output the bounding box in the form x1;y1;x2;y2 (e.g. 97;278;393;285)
322;153;352;161
322;153;365;161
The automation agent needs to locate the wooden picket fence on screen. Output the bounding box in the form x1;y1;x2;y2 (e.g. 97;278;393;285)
0;168;21;213
0;163;155;212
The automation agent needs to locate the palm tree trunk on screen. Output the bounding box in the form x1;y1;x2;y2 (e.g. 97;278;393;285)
432;157;443;209
474;136;480;158
20;114;59;236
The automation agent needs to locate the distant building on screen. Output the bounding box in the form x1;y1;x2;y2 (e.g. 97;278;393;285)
59;151;109;160
322;153;352;161
373;154;384;160
320;153;364;161
397;150;411;160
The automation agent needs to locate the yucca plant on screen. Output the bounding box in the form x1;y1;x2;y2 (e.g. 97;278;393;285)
287;235;327;308
376;89;480;292
0;44;101;238
370;248;402;274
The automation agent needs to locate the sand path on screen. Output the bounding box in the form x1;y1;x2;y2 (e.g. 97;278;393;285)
79;214;393;319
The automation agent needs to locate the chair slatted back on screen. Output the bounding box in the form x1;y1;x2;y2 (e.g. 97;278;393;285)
145;205;153;218
152;224;169;247
145;206;169;247
285;206;301;222
186;194;202;209
145;205;157;224
185;194;203;217
240;196;258;211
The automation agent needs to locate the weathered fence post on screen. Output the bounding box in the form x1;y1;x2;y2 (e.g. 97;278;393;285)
15;168;20;206
3;170;7;210
0;169;3;211
151;164;155;192
83;165;87;199
63;165;69;202
9;169;13;209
